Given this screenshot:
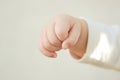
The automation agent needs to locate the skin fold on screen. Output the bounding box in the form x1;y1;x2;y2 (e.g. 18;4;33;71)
39;14;88;59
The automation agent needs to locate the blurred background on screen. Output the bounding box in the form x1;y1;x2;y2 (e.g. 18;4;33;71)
0;0;120;80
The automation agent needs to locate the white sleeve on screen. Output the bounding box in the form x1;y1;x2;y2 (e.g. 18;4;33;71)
79;19;120;71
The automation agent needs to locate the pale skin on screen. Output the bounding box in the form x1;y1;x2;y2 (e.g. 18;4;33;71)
39;14;88;60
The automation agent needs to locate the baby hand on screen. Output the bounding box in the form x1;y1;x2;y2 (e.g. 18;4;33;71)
39;14;88;59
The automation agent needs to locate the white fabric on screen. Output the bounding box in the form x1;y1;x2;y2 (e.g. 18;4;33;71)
79;19;120;71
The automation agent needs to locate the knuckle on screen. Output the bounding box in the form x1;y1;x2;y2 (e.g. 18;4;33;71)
39;46;47;56
43;42;52;50
50;39;59;46
39;41;53;57
57;31;67;41
44;42;60;51
57;31;64;37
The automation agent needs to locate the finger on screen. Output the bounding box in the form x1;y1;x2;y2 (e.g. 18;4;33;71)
43;28;61;52
46;22;62;47
62;23;81;49
54;19;72;41
39;41;57;58
39;29;57;58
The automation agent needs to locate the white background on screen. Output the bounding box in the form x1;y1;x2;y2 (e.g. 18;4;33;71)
0;0;120;80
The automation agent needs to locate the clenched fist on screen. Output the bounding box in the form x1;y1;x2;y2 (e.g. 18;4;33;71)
39;14;88;60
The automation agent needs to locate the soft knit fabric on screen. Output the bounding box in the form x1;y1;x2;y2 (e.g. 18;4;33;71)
79;19;120;71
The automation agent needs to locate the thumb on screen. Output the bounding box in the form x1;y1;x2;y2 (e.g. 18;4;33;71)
62;23;81;49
